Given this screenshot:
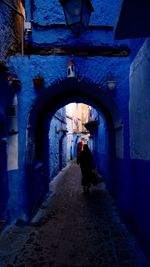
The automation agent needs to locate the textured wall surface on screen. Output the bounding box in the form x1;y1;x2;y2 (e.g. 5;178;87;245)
6;53;130;222
1;0;150;257
0;0;23;60
24;0;131;51
129;38;150;254
94;114;108;176
49;109;67;180
0;0;149;259
30;0;120;26
130;39;150;161
1;0;131;225
0;0;24;222
0;2;14;60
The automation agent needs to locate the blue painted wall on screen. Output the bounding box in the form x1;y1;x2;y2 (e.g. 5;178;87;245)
6;52;130;223
0;0;25;221
129;38;150;255
49;108;67;180
0;0;131;226
94;115;109;177
129;38;145;61
1;3;150;260
86;108;110;181
30;0;120;26
25;0;131;53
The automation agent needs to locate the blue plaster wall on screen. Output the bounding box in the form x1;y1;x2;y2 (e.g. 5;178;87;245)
92;111;119;195
94;115;109;177
66;116;74;161
67;133;80;160
87;108;110;180
25;0;131;51
0;0;25;221
31;0;120;26
66;134;72;161
129;38;145;61
7;53;130;222
6;0;132;224
49;118;60;179
66;133;78;161
129;38;150;254
0;0;150;258
49;108;67;180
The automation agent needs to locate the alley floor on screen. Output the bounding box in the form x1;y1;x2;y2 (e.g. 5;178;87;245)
0;161;150;267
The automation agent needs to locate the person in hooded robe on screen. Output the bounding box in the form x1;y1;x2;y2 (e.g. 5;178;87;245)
77;144;94;193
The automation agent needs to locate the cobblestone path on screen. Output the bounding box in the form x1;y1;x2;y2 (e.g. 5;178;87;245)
0;161;150;267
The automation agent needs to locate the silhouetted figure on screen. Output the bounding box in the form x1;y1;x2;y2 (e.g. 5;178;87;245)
77;144;94;193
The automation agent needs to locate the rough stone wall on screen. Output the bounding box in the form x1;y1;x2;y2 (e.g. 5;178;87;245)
0;0;24;60
0;2;13;59
49;108;67;180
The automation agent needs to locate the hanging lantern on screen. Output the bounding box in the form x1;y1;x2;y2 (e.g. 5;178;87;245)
60;0;94;36
67;60;75;78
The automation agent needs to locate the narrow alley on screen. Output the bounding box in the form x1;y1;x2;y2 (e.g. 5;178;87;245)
0;161;149;267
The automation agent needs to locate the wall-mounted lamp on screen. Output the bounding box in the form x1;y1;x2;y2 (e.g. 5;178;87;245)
107;80;116;91
59;0;94;36
107;73;116;91
67;60;75;78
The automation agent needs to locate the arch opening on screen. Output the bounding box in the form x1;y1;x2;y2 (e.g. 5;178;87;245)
24;78;123;218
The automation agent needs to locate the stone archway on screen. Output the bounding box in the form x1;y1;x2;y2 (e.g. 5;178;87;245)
26;77;123;216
